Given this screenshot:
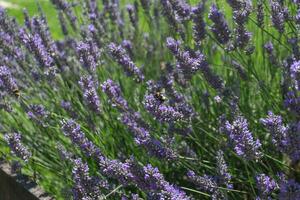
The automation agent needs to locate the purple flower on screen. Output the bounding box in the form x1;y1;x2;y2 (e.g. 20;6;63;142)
221;116;262;160
208;4;231;44
260;111;288;152
50;0;77;30
279;179;300;200
71;158;103;200
0;66;19;96
27;104;48;122
128;159;190;199
76;41;100;72
61;119;99;157
121;112;177;160
79;76;101;113
192;2;206;44
187;170;223;200
169;0;191;21
101;79;129;111
144;93;184;123
257;1;264;27
270;0;285;33
216;150;232;189
19;29;54;68
126;4;138;27
166;37;208;81
108;42;144;82
4;133;31;162
290;60;300;90
256;174;277;198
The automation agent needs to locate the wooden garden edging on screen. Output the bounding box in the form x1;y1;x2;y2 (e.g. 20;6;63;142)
0;162;53;200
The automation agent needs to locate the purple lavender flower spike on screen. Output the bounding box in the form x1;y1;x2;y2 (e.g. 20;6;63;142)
192;2;206;44
76;41;100;72
187;170;223;200
121;112;177;160
61;119;99;157
101;79;129;111
208;4;231;44
260;111;289;152
216;150;232;189
270;0;285;33
221;116;262;160
279;179;300;200
72;158;102;200
256;174;278;199
50;0;77;30
290;60;300;90
169;0;191;21
27;104;48;122
144;93;184;123
257;1;264;27
79;76;101;113
126;4;138;27
4;133;31;162
0;66;19;96
108;42;144;82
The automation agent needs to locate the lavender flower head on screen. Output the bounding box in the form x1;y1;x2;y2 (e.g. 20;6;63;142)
61;119;99;157
208;4;231;44
221;116;262;160
71;158;102;200
76;41;100;72
79;76;101;113
260;111;288;151
256;174;277;198
270;0;285;33
101;79;129;111
187;170;223;200
192;2;206;44
216;150;232;189
108;42;144;82
4;133;31;162
27;104;48;121
290;60;300;90
169;0;191;21
279;179;300;200
0;66;19;96
144;93;184;123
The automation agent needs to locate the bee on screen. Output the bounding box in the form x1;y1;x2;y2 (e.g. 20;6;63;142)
12;88;20;98
154;88;167;102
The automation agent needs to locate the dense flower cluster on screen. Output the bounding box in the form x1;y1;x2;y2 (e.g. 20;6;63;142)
0;0;300;199
4;133;31;162
221;116;262;160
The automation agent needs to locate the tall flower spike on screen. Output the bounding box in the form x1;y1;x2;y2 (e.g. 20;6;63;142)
4;133;31;162
101;79;129;111
221;116;262;160
121;112;177;160
79;76;101;113
76;41;100;72
108;42;144;82
71;158;103;200
169;0;191;21
208;4;231;44
187;170;223;200
0;66;19;96
255;174;277;199
270;0;285;33
260;111;289;152
192;2;206;44
257;1;264;27
216;150;232;189
279;179;300;200
290;60;300;90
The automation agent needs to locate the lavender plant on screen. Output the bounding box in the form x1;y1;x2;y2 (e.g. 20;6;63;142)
0;0;299;199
